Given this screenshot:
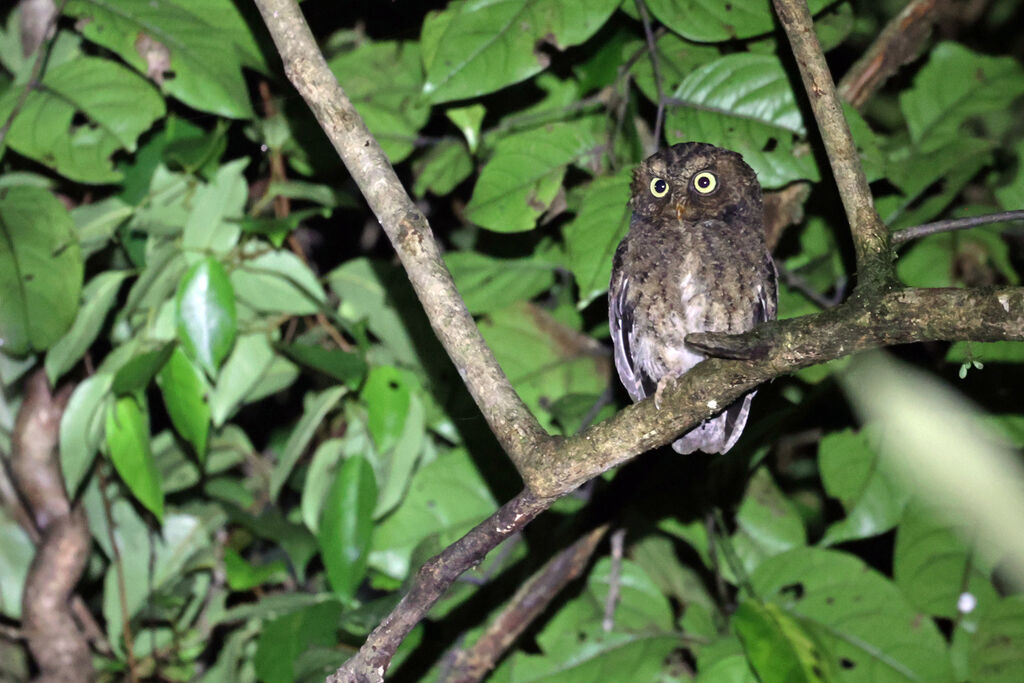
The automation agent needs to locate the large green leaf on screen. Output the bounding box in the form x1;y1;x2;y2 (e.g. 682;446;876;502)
466;119;602;232
733;600;838;683
66;0;262;118
0;187;84;355
753;547;955;682
665;53;819;187
645;0;832;42
105;396;164;521
329;41;429;163
175;257;237;376
0;57;164;183
900;42;1024;152
445;250;558;314
421;0;619;103
231;246;328;316
253;601;344;683
732;467;806;576
318;455;377;602
562;173;631;308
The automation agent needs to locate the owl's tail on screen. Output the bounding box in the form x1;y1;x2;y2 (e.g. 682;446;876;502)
671;391;755;455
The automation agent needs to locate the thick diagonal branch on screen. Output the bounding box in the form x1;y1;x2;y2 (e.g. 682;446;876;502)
252;0;548;469
773;0;894;289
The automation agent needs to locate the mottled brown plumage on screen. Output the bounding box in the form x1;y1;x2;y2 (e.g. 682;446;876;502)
609;142;777;454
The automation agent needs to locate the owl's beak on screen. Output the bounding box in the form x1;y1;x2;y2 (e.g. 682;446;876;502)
673;199;687;221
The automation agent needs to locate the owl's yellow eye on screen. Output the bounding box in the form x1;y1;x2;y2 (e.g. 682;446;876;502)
650;177;669;197
692;171;718;194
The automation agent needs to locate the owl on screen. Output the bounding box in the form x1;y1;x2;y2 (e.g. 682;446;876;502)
608;142;777;454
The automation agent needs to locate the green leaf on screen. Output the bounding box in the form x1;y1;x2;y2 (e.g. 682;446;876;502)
231;246;328;316
269;386;347;500
479;302;609;433
181;158;248;255
446;104;486;153
362;366;412;453
818;428;909;545
467;119;603;232
421;0;619;103
209;332;299;427
301;438;348;535
563;173;632;308
752;547;955;682
588;558;674;632
445;250;557;314
733;600;838;683
901;42;1024;152
45;270;131;383
318;455;377;601
223;547;288;591
0;509;34;620
370;448;497;580
965;596;1024;682
665;53;819;187
59;373;114;495
732;467;806;576
175;257;237;376
0;56;164;182
493;631;681;682
0;186;84;356
156;347;211;460
630;32;719;103
105;396;164;521
413;140;474;197
894;502;1000;619
66;0;262;118
111;341;175;395
253;602;344;683
277;342;366;389
645;0;832;42
329;41;429;163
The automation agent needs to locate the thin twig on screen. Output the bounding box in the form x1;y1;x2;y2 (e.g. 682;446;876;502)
772;0;894;290
634;0;665;147
0;0;66;148
444;525;608;682
602;528;626;632
892;210;1024;245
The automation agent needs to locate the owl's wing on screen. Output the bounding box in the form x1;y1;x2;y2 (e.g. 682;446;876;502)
752;255;779;325
609;245;657;402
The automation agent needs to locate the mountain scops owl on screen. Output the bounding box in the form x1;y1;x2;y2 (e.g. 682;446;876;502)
609;142;778;454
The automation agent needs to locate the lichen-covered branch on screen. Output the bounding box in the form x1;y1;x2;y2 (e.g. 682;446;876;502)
252;0;547;466
772;0;894;289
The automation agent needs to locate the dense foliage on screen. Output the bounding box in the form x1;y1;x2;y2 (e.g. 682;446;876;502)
1;0;1024;681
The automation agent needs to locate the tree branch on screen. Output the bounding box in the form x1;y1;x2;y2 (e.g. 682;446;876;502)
252;0;549;472
772;0;894;289
892;210;1024;245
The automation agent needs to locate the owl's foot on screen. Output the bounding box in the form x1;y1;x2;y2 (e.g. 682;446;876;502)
653;377;672;409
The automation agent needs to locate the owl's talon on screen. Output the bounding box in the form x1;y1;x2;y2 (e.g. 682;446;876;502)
653;377;671;409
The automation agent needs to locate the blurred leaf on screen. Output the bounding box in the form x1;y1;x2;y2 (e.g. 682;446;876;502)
665;53;819;187
0;186;84;355
421;0;618;102
269;386;346;500
964;596;1024;682
105;396;164;521
732;467;806;575
231;246;328;316
588;558;674;632
156;347;211;460
445;250;557;313
318;455;377;601
843;353;1024;587
901;42;1024;152
181;157;247;255
947;340;1024;365
753;547;955;682
0;56;164;182
0;509;33;620
563;172;631;307
223;547;288;591
329;41;429;163
175;257;237;376
45;270;131;383
66;0;263;118
645;0;832;42
446;104;486;153
210;332;299;427
733;600;837;683
59;373;113;495
466;118;602;232
253;601;343;683
301;438;347;535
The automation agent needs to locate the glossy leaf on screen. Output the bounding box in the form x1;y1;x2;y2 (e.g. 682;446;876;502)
111;342;175;395
156;347;211;460
105;396;164;521
175;257;237;376
665;53;819;187
421;0;618;102
646;0;832;42
318;455;377;601
0;187;84;355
